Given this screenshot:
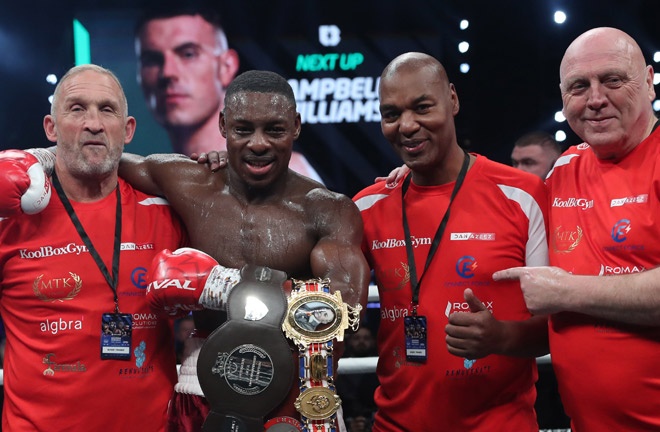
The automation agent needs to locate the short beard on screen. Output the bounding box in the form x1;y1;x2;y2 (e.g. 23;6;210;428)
66;147;122;180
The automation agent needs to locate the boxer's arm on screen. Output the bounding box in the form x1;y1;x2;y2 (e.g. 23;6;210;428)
309;191;370;310
20;146;194;202
120;152;214;198
118;153;190;197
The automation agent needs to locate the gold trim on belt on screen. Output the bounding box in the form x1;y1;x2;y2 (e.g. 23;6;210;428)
283;278;362;431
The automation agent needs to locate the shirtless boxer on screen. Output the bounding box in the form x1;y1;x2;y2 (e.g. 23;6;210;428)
119;70;370;431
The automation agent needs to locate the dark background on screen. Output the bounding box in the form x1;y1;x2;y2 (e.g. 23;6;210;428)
4;2;656;428
2;0;660;197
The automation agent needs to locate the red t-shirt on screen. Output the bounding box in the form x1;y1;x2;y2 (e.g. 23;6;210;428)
0;179;187;431
547;129;660;431
354;155;548;431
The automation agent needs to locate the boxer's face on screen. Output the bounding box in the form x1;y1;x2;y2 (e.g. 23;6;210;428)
221;91;301;188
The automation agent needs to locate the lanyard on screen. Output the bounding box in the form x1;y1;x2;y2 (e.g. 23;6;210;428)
52;171;123;313
401;150;470;314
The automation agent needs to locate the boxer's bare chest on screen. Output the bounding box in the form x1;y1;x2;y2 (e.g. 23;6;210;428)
176;191;316;276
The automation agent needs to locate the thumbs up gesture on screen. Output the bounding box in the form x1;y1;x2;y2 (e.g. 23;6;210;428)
445;288;502;359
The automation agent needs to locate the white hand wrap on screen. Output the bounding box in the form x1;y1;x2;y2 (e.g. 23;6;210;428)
199;265;242;310
25;148;56;176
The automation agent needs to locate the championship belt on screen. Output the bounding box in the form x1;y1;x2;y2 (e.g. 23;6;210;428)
282;279;362;432
197;265;295;432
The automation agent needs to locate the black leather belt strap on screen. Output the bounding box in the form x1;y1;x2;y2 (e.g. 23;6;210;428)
197;265;294;432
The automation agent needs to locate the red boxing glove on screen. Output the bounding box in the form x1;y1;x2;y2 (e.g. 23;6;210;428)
0;150;51;218
146;248;241;317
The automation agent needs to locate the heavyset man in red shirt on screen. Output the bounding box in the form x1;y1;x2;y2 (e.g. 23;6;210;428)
495;27;660;431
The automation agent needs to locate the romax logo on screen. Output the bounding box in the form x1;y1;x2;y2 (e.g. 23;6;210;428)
445;300;494;317
599;264;645;275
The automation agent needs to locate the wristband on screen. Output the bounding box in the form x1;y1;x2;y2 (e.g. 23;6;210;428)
199;265;241;311
25;148;56;176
